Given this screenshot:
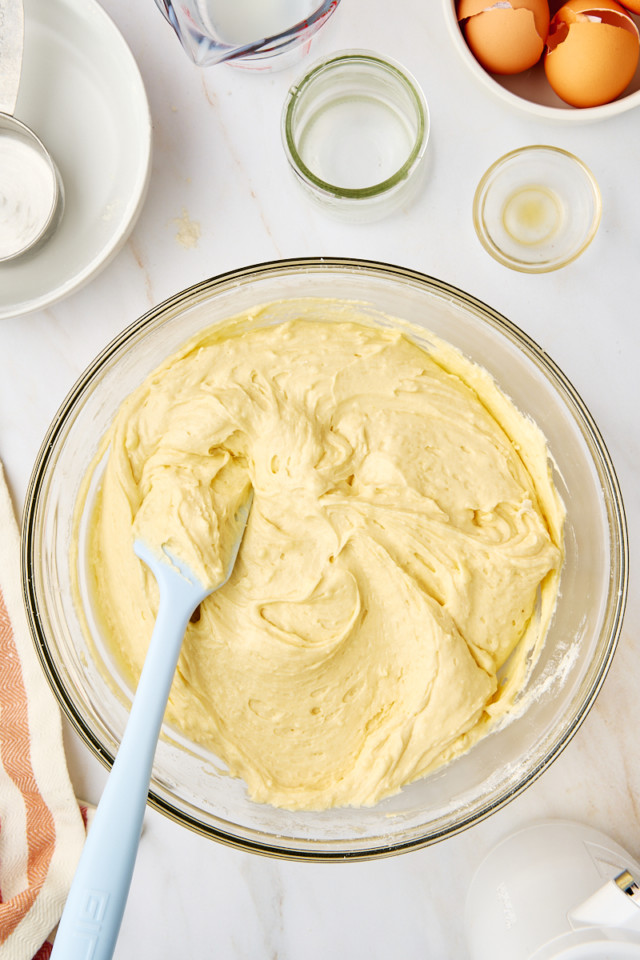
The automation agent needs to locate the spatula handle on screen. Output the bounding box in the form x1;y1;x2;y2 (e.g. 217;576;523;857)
50;587;195;960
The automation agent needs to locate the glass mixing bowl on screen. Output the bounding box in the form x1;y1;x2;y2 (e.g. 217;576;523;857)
22;259;627;861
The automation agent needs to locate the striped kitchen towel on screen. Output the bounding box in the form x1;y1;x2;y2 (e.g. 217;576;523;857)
0;461;86;959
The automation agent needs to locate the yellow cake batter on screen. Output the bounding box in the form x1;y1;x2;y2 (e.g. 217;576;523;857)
83;303;564;810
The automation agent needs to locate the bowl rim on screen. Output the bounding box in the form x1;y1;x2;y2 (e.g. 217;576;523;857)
21;257;629;861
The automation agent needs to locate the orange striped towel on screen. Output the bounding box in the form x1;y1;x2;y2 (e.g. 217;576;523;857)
0;462;85;959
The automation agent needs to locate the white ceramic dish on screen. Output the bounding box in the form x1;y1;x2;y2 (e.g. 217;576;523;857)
0;0;152;320
444;0;640;123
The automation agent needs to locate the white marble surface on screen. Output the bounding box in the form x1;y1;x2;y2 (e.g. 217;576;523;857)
2;1;640;957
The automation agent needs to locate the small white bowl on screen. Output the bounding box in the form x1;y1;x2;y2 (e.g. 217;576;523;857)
444;0;640;123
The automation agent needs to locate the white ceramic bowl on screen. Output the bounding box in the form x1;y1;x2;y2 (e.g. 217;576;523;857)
444;0;640;123
22;259;628;861
0;0;151;319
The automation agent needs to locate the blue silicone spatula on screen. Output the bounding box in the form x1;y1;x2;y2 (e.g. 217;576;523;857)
51;491;252;960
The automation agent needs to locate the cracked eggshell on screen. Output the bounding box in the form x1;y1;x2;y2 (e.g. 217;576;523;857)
544;0;640;106
457;0;551;74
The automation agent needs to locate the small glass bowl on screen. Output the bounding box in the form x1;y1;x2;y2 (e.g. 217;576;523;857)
473;146;602;273
281;50;429;221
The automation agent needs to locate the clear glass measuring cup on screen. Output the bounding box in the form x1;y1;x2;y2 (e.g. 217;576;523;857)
154;0;342;69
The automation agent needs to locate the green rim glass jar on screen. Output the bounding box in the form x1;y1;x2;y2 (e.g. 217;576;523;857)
281;50;430;222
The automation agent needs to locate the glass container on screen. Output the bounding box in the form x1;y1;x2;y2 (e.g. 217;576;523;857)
23;259;627;861
282;51;429;221
154;0;341;70
473;146;602;273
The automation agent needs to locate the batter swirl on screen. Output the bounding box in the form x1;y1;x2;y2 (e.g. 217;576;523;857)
85;305;564;810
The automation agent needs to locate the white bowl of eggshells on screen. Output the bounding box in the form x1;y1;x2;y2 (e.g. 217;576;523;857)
444;0;640;122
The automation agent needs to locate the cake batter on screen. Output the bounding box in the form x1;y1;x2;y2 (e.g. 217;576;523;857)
83;304;564;810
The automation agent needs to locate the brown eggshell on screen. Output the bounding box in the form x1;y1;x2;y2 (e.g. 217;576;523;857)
458;0;550;75
545;2;640;106
459;0;550;35
552;0;633;20
619;0;640;12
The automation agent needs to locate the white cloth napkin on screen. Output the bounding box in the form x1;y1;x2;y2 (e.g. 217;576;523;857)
0;461;85;959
